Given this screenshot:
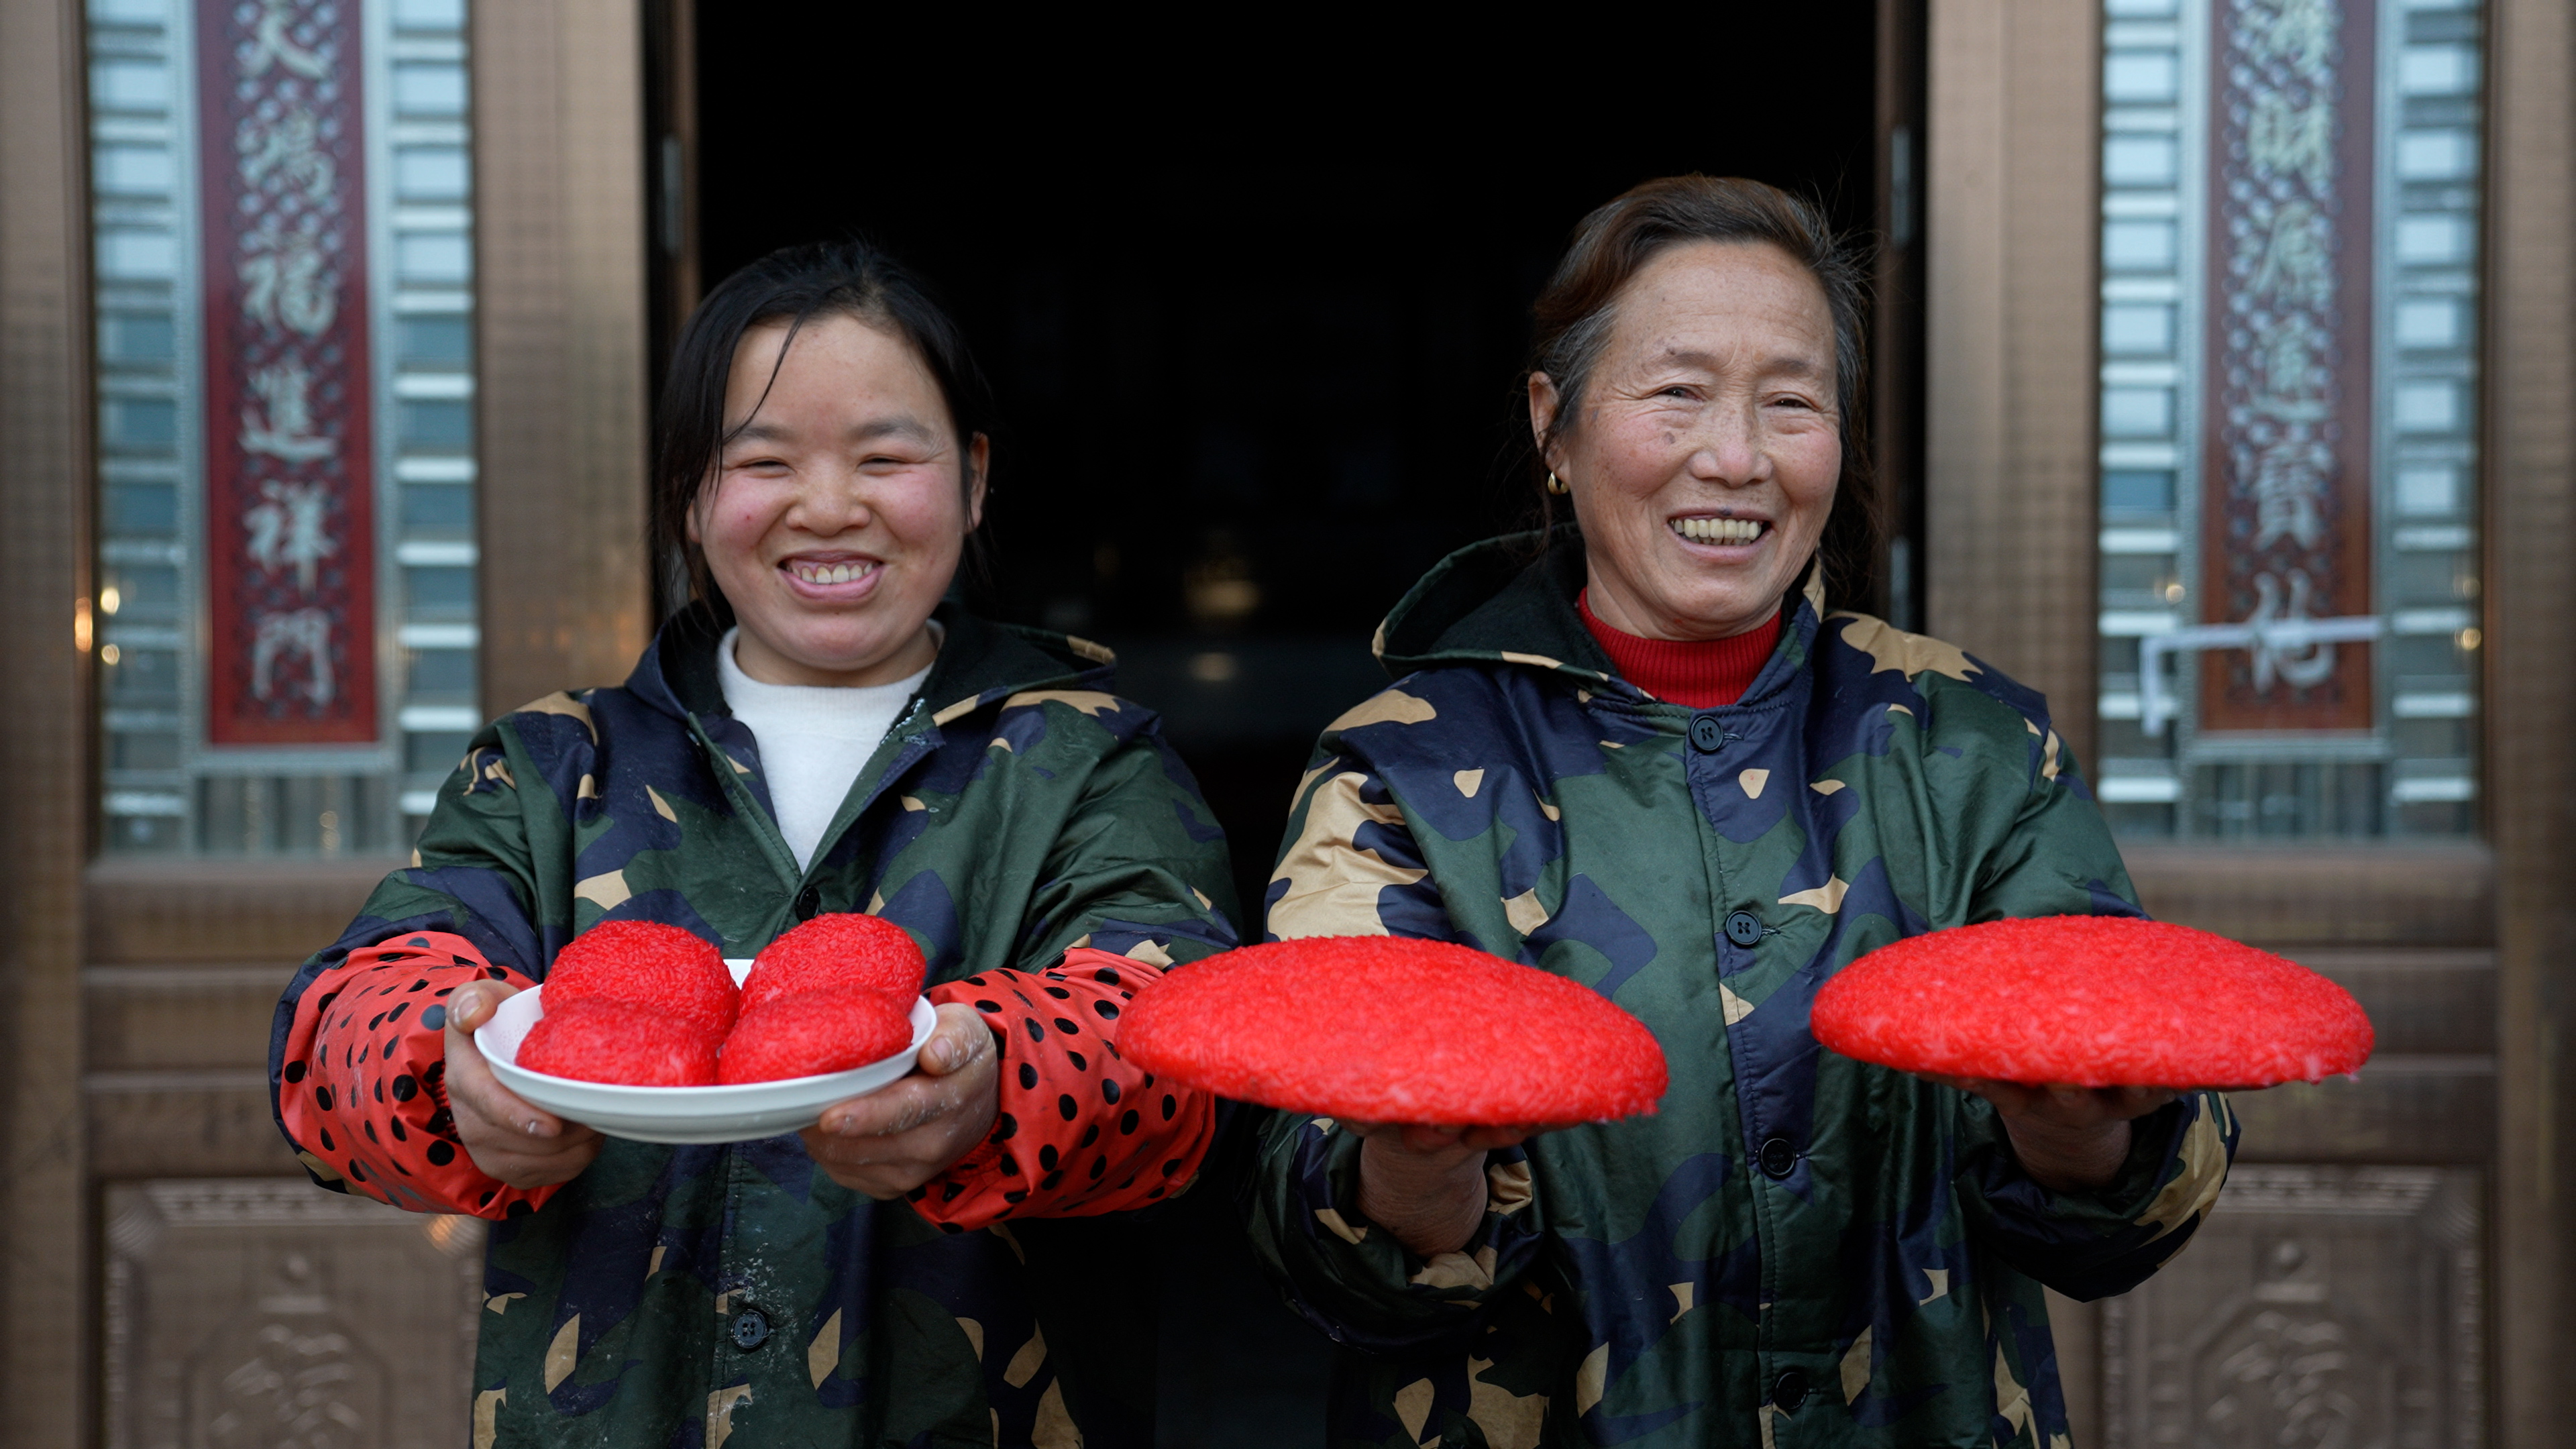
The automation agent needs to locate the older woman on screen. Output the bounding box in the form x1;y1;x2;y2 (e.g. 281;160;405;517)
1248;178;2233;1448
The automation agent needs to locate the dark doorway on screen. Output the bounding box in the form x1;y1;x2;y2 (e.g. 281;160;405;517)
677;18;1901;1444
682;20;1897;924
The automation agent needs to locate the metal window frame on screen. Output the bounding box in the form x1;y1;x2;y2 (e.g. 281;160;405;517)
2094;0;2489;836
87;0;484;855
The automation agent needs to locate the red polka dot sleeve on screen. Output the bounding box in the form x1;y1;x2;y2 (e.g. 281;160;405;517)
276;930;558;1220
908;947;1214;1232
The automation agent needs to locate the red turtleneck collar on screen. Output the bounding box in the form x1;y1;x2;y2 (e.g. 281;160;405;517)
1578;590;1781;709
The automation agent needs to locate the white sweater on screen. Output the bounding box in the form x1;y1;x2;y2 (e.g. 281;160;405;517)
715;627;934;871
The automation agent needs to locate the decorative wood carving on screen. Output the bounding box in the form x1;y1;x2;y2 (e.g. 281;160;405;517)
2102;1165;2481;1449
104;1179;482;1449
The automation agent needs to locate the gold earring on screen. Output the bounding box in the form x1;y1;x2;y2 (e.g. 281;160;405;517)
1546;471;1569;495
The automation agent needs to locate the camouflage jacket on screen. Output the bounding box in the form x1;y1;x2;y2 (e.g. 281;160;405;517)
1248;536;2237;1449
268;604;1240;1447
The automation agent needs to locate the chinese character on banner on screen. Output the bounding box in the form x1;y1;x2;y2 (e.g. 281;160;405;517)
2199;0;2375;732
197;0;376;744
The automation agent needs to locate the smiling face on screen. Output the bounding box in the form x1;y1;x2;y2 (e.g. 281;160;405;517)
688;313;986;687
1531;239;1842;642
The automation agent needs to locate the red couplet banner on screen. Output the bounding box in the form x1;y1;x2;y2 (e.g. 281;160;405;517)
2198;0;2377;733
197;0;378;745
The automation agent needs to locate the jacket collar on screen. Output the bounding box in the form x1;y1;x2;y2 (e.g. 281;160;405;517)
627;599;1120;724
1372;529;1829;708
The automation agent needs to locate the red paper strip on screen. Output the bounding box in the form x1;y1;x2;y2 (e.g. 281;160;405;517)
2198;0;2377;733
197;0;378;745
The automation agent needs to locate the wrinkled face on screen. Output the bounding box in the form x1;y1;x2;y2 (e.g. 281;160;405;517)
1532;239;1841;642
688;313;985;687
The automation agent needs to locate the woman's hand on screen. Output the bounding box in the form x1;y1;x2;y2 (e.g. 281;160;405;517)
799;1003;998;1198
1346;1121;1570;1258
444;981;605;1188
1933;1077;2181;1192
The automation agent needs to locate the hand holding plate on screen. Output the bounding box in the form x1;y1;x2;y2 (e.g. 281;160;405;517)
446;980;605;1187
799;1002;998;1199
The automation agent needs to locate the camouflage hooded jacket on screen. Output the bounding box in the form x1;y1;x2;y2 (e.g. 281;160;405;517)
1248;535;2237;1449
268;604;1240;1447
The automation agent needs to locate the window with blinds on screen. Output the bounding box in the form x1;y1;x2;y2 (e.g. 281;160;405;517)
88;0;480;855
2091;0;2485;839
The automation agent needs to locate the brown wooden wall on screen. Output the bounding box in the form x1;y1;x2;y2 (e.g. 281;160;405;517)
1924;0;2576;1442
0;0;654;1441
2485;0;2576;1436
0;0;93;1437
472;0;653;712
1923;0;2103;771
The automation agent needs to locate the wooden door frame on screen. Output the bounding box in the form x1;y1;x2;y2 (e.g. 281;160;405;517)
1875;0;1930;632
1921;5;2108;1425
472;0;654;712
1923;0;2102;751
2482;0;2576;1438
0;0;97;1436
1924;0;2576;1442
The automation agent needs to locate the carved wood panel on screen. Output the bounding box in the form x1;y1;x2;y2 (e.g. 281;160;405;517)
2102;1165;2481;1449
103;1179;483;1449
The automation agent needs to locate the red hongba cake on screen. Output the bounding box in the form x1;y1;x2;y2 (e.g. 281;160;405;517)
543;920;739;1038
519;999;720;1086
741;913;926;1015
1811;915;2374;1089
1120;936;1668;1124
718;991;916;1085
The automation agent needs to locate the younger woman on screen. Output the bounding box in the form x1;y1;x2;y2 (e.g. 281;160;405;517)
268;241;1238;1446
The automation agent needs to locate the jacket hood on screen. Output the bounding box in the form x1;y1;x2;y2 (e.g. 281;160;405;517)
1372;529;1830;706
629;600;1119;724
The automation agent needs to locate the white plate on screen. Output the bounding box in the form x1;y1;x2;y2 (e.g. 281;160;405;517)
475;958;934;1144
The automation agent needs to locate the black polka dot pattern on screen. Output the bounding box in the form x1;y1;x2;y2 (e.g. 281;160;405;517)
908;948;1214;1232
278;929;554;1222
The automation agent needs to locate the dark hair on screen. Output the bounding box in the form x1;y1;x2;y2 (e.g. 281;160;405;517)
651;239;996;614
1525;175;1879;603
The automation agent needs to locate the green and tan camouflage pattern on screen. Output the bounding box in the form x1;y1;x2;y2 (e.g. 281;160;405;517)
271;605;1239;1446
1247;535;2235;1449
